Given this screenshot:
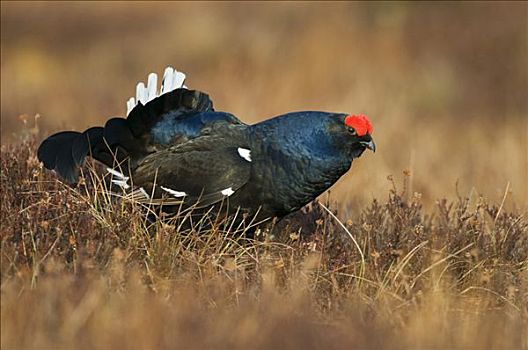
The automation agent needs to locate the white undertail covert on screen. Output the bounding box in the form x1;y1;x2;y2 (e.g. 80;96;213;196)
126;66;187;115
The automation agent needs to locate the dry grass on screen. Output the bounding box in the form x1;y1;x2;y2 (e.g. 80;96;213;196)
1;3;528;349
1;139;527;350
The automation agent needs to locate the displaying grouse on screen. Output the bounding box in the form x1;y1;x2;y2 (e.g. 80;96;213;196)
38;67;375;223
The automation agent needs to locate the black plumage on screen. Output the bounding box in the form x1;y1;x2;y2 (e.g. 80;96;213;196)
38;69;375;224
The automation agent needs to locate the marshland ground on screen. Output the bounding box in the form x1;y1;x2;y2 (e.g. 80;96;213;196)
1;2;527;349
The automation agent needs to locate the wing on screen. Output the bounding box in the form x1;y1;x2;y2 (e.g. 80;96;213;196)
108;130;253;208
104;88;244;167
122;67;245;157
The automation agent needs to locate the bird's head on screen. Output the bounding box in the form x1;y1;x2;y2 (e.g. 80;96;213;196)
324;113;375;159
256;111;375;161
344;114;375;155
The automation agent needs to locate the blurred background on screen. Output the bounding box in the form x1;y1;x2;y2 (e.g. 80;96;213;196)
1;1;527;209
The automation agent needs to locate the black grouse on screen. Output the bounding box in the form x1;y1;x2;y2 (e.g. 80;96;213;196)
38;67;375;224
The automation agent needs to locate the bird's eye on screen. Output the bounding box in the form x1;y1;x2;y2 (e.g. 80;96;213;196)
348;127;357;136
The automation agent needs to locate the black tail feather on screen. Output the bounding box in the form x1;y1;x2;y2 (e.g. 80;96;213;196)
71;127;104;166
103;118;139;164
37;88;215;183
38;125;130;183
38;131;83;183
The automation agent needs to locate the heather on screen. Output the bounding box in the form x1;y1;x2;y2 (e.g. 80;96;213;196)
1;139;526;349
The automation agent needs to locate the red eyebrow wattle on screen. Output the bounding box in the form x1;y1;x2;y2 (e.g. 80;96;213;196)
345;114;373;136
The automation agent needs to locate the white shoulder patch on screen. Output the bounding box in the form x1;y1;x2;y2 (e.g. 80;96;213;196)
126;66;188;116
237;147;252;162
221;187;235;196
160;186;187;198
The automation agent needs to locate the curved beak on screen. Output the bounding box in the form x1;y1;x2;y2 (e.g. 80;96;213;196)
360;139;376;152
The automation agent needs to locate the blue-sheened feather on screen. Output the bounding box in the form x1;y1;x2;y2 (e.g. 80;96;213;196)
249;111;347;160
150;111;243;145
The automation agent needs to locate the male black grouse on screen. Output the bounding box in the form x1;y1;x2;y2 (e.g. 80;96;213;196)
38;67;375;223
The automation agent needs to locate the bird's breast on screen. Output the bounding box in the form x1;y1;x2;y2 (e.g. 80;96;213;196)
242;140;351;216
